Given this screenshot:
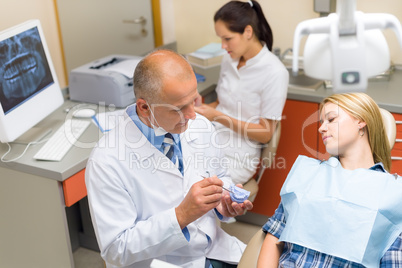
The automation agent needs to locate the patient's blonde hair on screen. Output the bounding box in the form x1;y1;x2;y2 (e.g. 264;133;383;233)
319;92;391;172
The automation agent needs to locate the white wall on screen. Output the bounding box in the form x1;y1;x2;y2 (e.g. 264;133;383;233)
171;0;402;64
0;0;67;88
1;0;402;88
356;0;402;64
160;0;176;45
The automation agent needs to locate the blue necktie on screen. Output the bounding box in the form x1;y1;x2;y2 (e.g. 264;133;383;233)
162;133;183;173
163;133;175;162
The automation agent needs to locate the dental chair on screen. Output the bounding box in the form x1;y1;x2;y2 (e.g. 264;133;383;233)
237;108;396;268
242;121;282;203
381;108;397;149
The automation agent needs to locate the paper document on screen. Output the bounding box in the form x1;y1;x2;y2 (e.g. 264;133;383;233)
92;109;125;133
195;43;226;57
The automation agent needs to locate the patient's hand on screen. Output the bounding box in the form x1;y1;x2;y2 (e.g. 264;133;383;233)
194;104;222;122
194;93;203;107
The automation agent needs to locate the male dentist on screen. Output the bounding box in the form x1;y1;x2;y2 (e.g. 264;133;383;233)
85;49;253;268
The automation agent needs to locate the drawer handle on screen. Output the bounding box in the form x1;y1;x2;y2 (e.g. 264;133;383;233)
396;121;402;124
391;156;402;160
396;139;402;143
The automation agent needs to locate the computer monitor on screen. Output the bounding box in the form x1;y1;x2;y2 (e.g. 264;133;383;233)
0;19;64;143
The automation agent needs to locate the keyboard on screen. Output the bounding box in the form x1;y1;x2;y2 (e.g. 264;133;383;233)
33;119;91;161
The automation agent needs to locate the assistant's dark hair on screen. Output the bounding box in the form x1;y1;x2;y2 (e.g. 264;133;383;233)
214;0;273;51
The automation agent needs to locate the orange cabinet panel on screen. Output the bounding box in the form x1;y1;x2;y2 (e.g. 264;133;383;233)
393;141;402;151
392;114;402;151
392;113;402;122
62;169;87;207
391;156;402;175
391;112;402;175
251;100;320;216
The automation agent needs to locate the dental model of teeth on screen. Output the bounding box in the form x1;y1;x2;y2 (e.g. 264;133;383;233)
228;184;250;203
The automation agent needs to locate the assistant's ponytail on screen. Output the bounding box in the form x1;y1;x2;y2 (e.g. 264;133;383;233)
249;1;273;51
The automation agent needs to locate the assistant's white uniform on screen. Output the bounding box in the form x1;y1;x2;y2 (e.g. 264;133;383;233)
85;107;245;268
214;45;288;184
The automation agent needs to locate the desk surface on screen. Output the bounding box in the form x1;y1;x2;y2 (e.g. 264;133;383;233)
194;64;402;114
2;66;402;182
192;64;220;97
0;100;102;181
288;68;402;114
0;65;221;182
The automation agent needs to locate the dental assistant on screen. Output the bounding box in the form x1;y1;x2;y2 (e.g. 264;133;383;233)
195;0;288;185
85;49;253;268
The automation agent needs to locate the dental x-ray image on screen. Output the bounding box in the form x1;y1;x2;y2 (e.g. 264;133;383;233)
0;27;53;114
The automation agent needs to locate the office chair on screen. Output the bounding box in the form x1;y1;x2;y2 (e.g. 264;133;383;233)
242;121;282;203
237;108;396;268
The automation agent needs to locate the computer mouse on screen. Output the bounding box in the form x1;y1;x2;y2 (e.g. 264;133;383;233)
72;108;96;118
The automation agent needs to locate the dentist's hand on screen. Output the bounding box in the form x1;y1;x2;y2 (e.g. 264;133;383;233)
216;184;253;218
175;176;223;229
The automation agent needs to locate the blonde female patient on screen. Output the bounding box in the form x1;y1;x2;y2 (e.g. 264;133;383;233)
257;92;402;267
195;0;288;186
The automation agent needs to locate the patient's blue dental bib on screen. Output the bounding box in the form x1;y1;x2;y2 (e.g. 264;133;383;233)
279;156;402;267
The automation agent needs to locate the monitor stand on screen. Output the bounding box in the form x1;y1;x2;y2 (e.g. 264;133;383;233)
13;127;52;144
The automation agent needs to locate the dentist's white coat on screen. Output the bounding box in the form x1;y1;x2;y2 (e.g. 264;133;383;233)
85;107;246;268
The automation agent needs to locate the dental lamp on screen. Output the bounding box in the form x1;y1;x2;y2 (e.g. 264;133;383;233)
292;0;402;92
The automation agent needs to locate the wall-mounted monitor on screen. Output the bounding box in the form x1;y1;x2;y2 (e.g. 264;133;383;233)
0;19;64;143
